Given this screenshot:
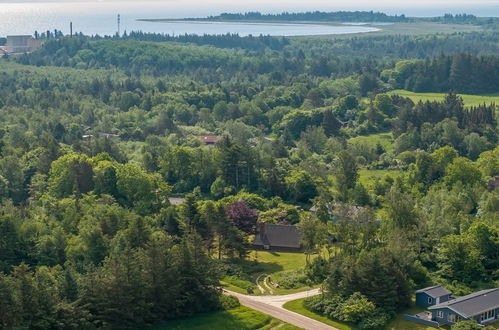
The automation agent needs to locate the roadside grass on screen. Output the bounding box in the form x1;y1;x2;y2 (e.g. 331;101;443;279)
387;90;499;107
150;305;302;330
283;298;354;330
348;133;394;152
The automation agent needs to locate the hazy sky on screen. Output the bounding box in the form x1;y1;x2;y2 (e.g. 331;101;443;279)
1;0;498;17
1;0;497;4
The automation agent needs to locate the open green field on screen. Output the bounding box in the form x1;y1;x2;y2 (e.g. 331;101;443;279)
294;22;482;39
223;251;313;295
150;306;302;330
359;168;404;188
388;90;499;107
283;298;353;330
348;133;394;152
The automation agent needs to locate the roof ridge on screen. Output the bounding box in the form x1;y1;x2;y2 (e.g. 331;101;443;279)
430;288;499;309
416;285;440;292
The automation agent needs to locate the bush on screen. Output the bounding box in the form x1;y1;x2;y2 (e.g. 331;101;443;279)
304;295;342;315
334;292;376;323
358;310;390;330
304;293;389;329
273;270;308;289
305;256;328;283
219;295;240;310
451;320;494;330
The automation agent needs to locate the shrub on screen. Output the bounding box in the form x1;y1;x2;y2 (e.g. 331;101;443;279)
219;295;240;310
305;293;389;329
273;270;308;289
304;295;342;316
358;310;390;330
305;256;328;283
334;292;376;323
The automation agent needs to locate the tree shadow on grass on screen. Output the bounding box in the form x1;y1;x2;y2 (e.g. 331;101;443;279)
230;258;284;276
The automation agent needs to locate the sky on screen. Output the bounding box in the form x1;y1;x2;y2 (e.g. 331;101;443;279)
1;0;498;17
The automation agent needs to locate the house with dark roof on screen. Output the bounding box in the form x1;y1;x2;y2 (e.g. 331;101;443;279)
428;288;499;326
252;222;303;252
416;285;452;308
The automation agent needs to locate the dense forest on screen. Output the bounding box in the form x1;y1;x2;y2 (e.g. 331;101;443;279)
0;22;497;330
202;11;409;22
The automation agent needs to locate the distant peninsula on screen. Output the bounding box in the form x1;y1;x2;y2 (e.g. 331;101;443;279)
138;11;489;24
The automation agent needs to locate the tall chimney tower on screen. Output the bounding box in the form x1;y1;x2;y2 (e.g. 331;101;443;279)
70;22;73;37
117;14;121;37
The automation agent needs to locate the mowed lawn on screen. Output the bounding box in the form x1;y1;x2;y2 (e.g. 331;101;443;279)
248;250;308;272
388;90;499;107
223;251;312;295
358;168;404;188
150;306;302;330
348;133;394;152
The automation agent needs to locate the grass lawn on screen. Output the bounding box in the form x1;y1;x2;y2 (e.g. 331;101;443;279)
150;305;302;330
249;250;308;272
224;251;314;295
358;168;404;188
385;306;440;330
283;298;354;330
348;133;394;152
388;90;499;107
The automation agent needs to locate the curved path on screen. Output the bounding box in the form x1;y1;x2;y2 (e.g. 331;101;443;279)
224;289;338;330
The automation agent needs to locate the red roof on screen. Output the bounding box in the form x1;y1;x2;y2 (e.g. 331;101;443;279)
193;135;220;144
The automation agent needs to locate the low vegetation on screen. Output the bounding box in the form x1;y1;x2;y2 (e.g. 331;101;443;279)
151;305;301;330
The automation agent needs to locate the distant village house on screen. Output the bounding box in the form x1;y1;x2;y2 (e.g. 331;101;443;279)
193;135;220;145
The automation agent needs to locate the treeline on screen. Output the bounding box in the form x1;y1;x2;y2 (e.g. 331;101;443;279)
204;11;408;22
95;31;290;51
386;53;499;94
424;13;478;24
14;37;388;79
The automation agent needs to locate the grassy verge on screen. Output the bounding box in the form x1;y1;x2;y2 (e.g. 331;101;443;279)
283;298;354;330
150;305;302;330
388;90;499;107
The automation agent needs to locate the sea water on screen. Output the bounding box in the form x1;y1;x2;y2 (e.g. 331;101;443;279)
0;1;497;37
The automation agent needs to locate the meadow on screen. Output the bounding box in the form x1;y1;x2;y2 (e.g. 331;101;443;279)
388;90;499;107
